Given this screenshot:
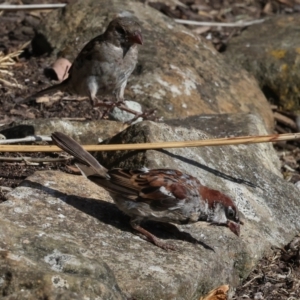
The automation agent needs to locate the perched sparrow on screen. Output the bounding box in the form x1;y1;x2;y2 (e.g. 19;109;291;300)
51;132;243;250
23;16;143;116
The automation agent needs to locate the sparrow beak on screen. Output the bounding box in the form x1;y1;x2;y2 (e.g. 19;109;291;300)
129;32;143;45
227;221;240;237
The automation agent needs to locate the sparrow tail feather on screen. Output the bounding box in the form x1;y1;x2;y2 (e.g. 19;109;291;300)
20;79;69;104
51;132;109;179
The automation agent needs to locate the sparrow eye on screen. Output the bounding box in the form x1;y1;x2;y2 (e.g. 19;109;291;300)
227;206;235;219
116;26;126;36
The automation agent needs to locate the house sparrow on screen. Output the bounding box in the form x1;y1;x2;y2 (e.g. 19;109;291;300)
23;16;143;117
51;132;243;250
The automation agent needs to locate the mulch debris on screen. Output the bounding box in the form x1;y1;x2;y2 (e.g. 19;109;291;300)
234;238;300;299
0;1;300;299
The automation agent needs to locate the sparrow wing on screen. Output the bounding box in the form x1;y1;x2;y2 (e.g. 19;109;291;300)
69;34;109;72
103;168;199;211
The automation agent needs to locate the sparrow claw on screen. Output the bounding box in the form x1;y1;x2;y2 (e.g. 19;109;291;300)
92;97;158;124
125;108;157;124
131;221;177;251
135;232;176;251
153;240;177;251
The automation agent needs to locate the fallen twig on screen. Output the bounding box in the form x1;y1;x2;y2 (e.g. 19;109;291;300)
0;186;13;192
0;4;264;29
61;117;87;121
242;274;263;288
0;132;299;152
0;41;30;67
0;69;14;76
0;135;51;145
0;41;31;89
174;18;266;27
0;77;24;89
274;112;298;131
0;156;68;163
0;4;66;10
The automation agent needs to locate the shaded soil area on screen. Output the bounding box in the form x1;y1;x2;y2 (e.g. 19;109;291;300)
234;239;300;299
0;1;300;299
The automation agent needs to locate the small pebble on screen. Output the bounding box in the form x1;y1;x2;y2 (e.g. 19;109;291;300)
254;292;264;299
110;100;143;123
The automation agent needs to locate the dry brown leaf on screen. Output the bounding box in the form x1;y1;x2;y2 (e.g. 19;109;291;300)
24;111;36;119
66;165;81;174
199;285;229;300
62;95;88;101
36;96;51;103
198;10;214;19
36;93;63;107
192;26;211;35
263;2;273;14
28;10;53;18
9;110;22;117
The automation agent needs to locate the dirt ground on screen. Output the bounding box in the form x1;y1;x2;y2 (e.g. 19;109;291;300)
0;1;300;299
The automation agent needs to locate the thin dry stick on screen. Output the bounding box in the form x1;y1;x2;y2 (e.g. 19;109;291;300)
0;4;264;28
0;77;24;89
0;41;31;89
242;274;263;288
0;41;30;66
0;4;66;10
0;156;68;163
0;135;51;145
174;18;266;27
0;69;14;75
0;132;299;153
274;112;298;131
0;186;13;193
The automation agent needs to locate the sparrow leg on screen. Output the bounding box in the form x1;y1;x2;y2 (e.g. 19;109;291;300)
92;99;117;119
92;98;154;121
90;86;156;122
130;219;176;251
87;79;119;118
112;84;158;122
116;85;157;121
123;107;157;124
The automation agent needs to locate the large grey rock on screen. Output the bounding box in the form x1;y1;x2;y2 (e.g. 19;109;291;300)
0;217;125;299
166;112;275;137
1;115;299;299
31;0;274;131
226;15;300;112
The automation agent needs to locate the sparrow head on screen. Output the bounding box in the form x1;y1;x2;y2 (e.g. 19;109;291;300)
210;202;242;236
106;16;143;46
199;186;243;236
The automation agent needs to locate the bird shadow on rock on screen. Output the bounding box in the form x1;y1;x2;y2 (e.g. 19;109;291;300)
97;148;257;189
22;180;215;252
158;149;258;188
